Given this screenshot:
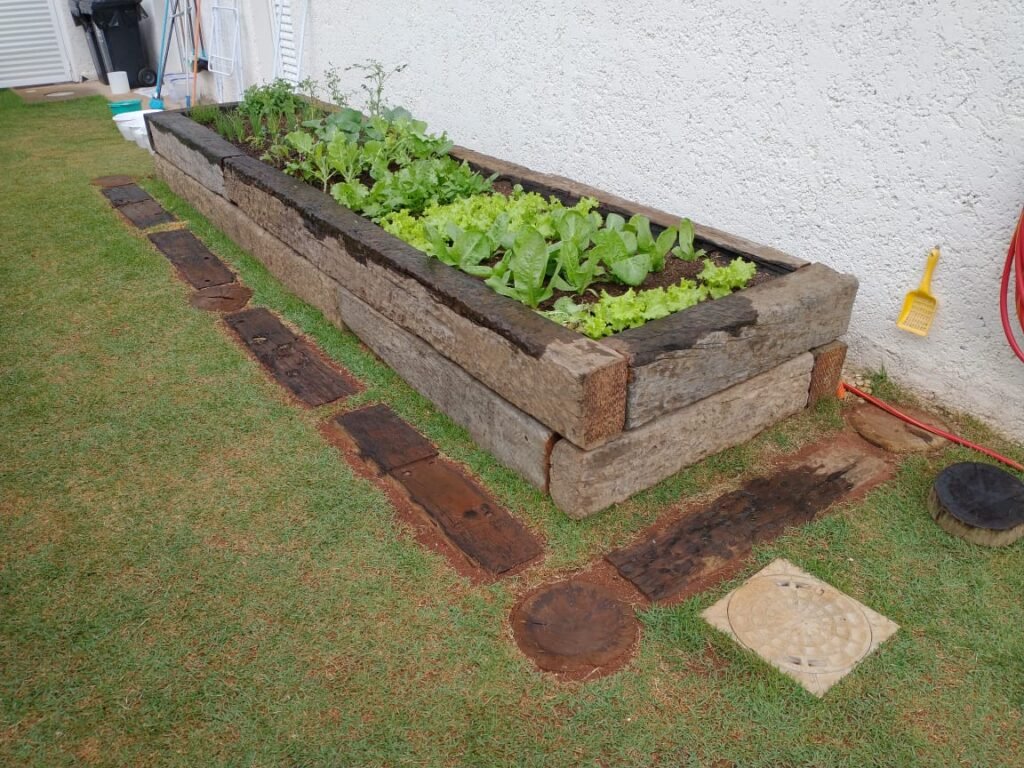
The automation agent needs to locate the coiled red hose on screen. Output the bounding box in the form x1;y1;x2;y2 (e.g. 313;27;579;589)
1001;208;1024;363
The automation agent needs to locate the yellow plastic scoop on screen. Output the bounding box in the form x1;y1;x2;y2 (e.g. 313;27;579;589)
897;247;940;336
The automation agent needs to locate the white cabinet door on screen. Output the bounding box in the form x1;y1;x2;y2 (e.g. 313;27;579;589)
0;0;73;87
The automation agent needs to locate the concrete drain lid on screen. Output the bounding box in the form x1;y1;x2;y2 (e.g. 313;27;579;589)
703;559;898;697
512;581;638;678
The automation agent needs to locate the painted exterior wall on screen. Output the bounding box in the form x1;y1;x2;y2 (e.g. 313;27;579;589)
216;1;1024;440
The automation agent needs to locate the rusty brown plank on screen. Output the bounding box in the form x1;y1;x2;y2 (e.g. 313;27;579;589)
607;438;891;602
148;229;236;289
119;199;176;229
335;404;437;471
224;308;359;406
102;183;151;207
393;457;543;574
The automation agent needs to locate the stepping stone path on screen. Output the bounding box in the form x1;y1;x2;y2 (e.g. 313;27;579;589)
336;405;543;576
607;435;891;603
101;183;176;228
928;462;1024;547
190;283;253;313
846;403;949;453
511;580;638;678
225;308;360;407
98;177;256;315
149;229;237;290
702;559;899;697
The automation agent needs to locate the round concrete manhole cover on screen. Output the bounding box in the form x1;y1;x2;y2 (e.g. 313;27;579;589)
512;580;638;677
725;573;874;675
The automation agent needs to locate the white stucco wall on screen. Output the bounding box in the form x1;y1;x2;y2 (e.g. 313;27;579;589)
251;0;1024;441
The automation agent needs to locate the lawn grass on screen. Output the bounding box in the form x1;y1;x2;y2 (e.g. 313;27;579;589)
2;89;1023;767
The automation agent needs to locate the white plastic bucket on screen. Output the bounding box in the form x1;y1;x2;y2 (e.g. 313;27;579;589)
112;108;161;149
108;71;130;95
112;112;138;140
131;124;152;152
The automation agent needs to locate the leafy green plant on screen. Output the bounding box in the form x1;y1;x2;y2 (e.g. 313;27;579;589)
280;130;334;191
588;213;677;287
486;226;556;308
544;279;710;339
671;218;706;261
698;258;757;298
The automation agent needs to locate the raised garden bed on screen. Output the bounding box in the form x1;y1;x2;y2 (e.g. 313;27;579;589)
147;108;857;517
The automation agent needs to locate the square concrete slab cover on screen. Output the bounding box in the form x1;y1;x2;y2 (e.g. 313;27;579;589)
702;559;898;697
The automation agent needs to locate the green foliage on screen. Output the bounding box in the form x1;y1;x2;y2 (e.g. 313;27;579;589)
544;280;710;338
190;65;759;334
698;257;758;298
188;104;219;126
671;217;706;261
212;108;245;143
347;59;408;117
379;186;598;255
331;154;492;219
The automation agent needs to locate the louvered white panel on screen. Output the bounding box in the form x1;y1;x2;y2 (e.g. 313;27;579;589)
271;0;305;84
0;0;72;87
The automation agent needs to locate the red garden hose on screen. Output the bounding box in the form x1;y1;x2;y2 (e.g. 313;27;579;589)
836;210;1024;474
1001;207;1024;363
840;382;1024;473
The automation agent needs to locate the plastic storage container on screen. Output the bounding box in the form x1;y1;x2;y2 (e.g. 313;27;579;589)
68;0;155;88
108;99;143;115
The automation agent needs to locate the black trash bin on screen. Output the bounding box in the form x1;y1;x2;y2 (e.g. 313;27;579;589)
68;0;155;88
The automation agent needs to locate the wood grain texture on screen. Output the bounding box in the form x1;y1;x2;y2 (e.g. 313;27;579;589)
147;111;246;197
336;404;438;471
224;308;358;406
154;155;346;329
337;285;555;490
808;340;848;406
148;228;236;289
392;457;543;575
223;155;627;449
117;199;175;229
603;264;858;427
548;353;814;518
607;436;891;601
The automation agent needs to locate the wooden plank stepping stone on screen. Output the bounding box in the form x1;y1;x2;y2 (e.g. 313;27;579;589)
846;403;948;453
101;183;151;207
224;308;359;406
336;404;437;471
511;580;638;677
149;229;236;289
928;462;1024;547
394;458;542;574
334;404;542;575
189;283;252;313
118;199;176;229
607;436;891;602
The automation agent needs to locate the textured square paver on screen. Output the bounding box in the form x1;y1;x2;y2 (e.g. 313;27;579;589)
702;559;898;697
